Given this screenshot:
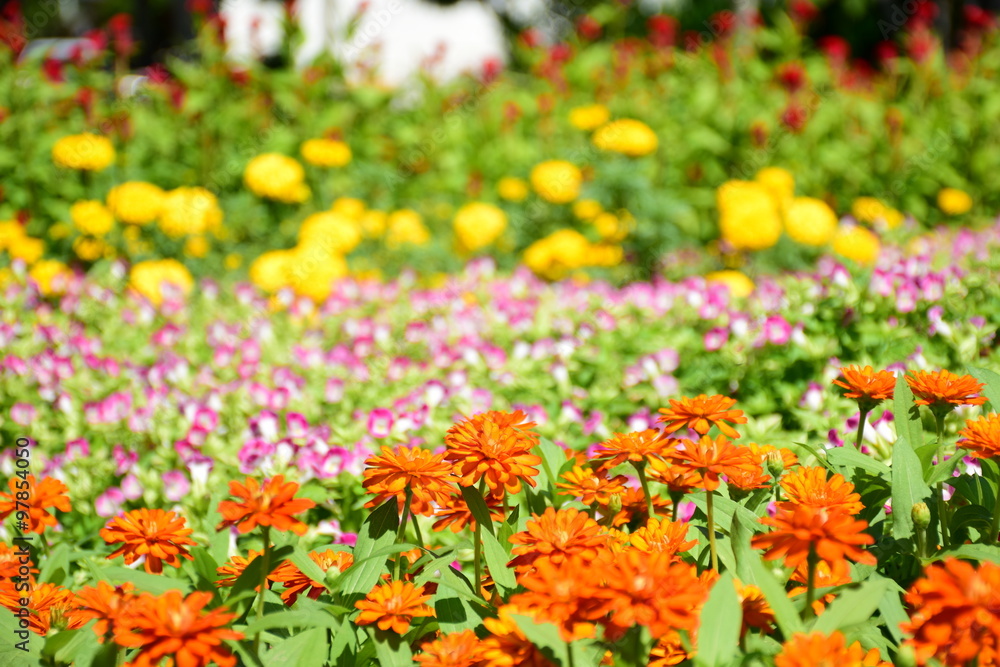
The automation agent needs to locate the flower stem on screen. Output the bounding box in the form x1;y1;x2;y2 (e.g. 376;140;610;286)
915;524;927;559
634;461;655;519
253;526;271;655
394;489;413;581
472;480;487;597
934;413;950;549
804;544;818;620
706;489;718;572
854;407;871;450
989;485;1000;546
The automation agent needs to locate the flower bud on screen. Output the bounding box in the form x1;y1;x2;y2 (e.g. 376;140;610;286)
607;493;623;516
912;502;931;529
765;450;785;479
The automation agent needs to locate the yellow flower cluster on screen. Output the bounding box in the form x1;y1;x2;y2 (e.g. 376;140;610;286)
107;182;166;225
453;202;507;252
717;180;783;251
73;236;110;261
0;221;45;264
158;188;223;238
530;161;582;204
592;119;658;157
784;197;837;246
937;188;973;215
523;229;621;280
301;139;352;168
705;270;755;298
568;104;610;131
298;212;363;255
70;201;114;236
833;225;881;265
386;210;430;248
129;259;195;305
497;177;529;202
755;167;795;213
51;133;115;171
28;260;71;296
851;197;904;228
244;154;310;203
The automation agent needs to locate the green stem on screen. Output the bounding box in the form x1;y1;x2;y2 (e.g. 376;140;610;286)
394;489;413;581
566;640;576;667
804;544;818;620
253;526;271;655
854;407;871;450
472;479;487;596
935;414;950;549
634;461;655;519
915;524;927;559
989;485;1000;546
706;488;718;572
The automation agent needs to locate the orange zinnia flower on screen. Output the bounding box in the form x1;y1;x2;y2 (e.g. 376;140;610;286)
0;582;84;635
649;630;691;666
669;435;759;491
748;443;799;470
363;445;455;511
657;394;747;438
902;558;1000;667
415;629;483;667
958;413;1000;460
0;475;71;533
216;474;316;535
833;365;896;409
100;508;198;574
775;631;891;667
647;455;701;492
508;507;609;572
780;466;864;514
726;461;772;492
628;517;698;556
752;504;876;569
270;549;354;605
597;486;671;528
0;541;37;593
355;580;435;634
481;605;553;667
735;580;775;636
593;429;674;468
444;410;541;494
430;489;504;533
556;465;629;505
113;590;243;667
215;550;263;588
69;581;137;641
906;369;987;409
789;559;853;616
508;557;607;641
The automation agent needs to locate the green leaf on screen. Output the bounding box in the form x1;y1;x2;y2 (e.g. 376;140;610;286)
497;505;520;551
509;613;602;666
891;434;932;540
827;448;891;479
263;627;330;667
695;572;741;667
934;543;1000;563
481;530;517;593
103;566;193;595
968;366;1000;411
244;609;341;635
369;627;413;667
873;575;908;643
338;500;399;605
893;373;924;450
37;543;71;585
460;485;496;536
926;449;969;486
730;511;756;584
290;547;331;587
748;556;803;636
689;492;764;535
0;605;41;666
536;438;568;506
433;594;489;634
811;577;889;634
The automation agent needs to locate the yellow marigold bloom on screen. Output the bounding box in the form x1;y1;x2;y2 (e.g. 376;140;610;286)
244;153;310;204
224;253;242;270
51;133;115;171
568;104;610;131
298;211;362;255
705;270;754;298
497;177;529;202
755;167;795;212
301;138;352;168
832;225;880;265
589;243;623;267
286;245;348;302
7;236;45;264
851;197;904;228
592;119;659;157
184;236;210;258
523;229;592;280
331;197;367;220
73;236;106;261
937;187;973;215
0;220;27;250
70;200;114;236
360;210;387;238
159;187;223;238
28;260;71;296
530;160;582;204
573;199;603;221
107;182;166;225
784;197;837;246
129;259;194;305
717;181;783;251
249;250;295;293
386;209;430;247
453;202;507;251
593;212;627;241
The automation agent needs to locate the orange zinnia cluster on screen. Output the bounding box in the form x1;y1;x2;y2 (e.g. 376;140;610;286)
902;558;1000;666
833;365;896;410
776;631;891;667
100;508;198;574
444;410;542;494
667;435;760;491
508;507;608;572
959;412;1000;460
0;581;83;635
0;475;71;533
906;369;987;410
270;549;354;604
217;474;316;535
355;580;435;633
657;394;748;438
363;445;455;511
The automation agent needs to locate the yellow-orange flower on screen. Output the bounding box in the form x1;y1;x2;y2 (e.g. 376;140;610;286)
649;631;691;666
216;475;316;535
215;550;263;588
593;429;673;468
556;465;628;505
480;605;553;667
0;582;83;635
507;557;607;641
69;581;137;641
906;369;987;409
430;489;504;533
669;435;759;492
657;394;747;438
735;580;775;636
355;581;435;634
415;629;483;667
269;549;354;605
508;507;608;572
752;504;876;569
362;445;455;510
628;517;697;556
833;365;896;409
776;631;890;667
959;413;1000;460
444;410;541;494
0;475;70;533
780;466;863;514
100;508;197;574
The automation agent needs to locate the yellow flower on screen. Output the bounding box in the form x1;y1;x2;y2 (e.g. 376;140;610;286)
497;177;529;202
592;212;630;241
0;220;27;251
453;202;507;252
107;182;166;225
298;211;363;255
937;188;973;215
832;225;880;265
717;181;783;251
784;197;837;246
73;236;107;261
301;139;352;168
705;270;755;298
249;250;296;293
573;199;603;221
360;210;387;238
592;119;659;157
28;260;71;296
386;210;430;247
48;223;72;240
51;133;115;171
184;236;210;258
70;201;114;236
523;229;593;280
129;259;194;305
530;160;582;204
851;197;904;228
244;153;310;203
568;104;611;131
7;236;45;264
224;253;243;270
158;188;223;238
332;197;367;220
755;167;795;212
286;245;348;302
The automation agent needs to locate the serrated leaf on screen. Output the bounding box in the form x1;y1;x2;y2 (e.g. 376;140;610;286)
695;572;741;667
811;577;888;634
460;485;496;536
891;434;932;540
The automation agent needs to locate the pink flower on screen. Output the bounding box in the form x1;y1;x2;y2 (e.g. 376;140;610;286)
703;327;729;351
162;470;191;502
95;488;126;517
367;408;394;438
11;403;36;426
121;474;143;500
764;315;792;345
